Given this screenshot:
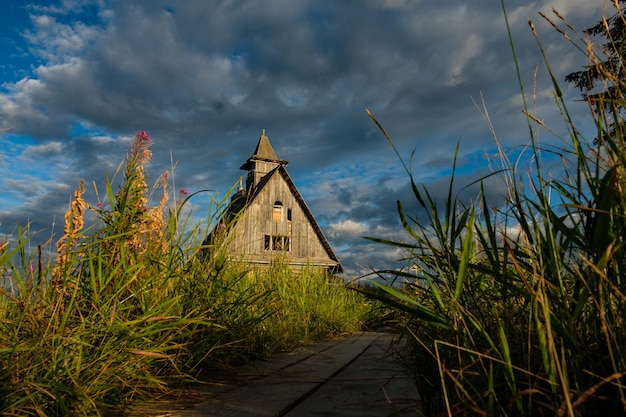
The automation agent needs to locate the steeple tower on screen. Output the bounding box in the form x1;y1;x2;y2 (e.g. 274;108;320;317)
207;128;342;273
240;129;288;190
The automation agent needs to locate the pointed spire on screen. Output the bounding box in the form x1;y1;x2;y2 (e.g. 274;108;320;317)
240;129;288;170
251;129;280;161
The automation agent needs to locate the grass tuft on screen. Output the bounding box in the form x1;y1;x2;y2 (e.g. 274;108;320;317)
0;132;375;416
362;5;626;416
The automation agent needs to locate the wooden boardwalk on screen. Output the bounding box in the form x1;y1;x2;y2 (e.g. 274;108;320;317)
128;331;421;416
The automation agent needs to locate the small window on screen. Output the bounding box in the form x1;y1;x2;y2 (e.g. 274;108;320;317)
273;201;283;221
265;235;291;251
287;208;292;221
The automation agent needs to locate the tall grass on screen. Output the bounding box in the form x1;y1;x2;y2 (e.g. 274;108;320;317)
360;6;626;417
0;132;374;416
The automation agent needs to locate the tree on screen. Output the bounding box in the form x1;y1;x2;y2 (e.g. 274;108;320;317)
565;1;626;114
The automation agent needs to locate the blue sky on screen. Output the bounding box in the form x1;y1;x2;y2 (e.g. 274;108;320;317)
0;0;608;275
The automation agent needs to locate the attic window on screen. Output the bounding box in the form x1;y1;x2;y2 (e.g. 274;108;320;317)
273;201;283;221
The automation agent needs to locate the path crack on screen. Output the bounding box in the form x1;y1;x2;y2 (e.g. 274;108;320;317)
275;333;380;417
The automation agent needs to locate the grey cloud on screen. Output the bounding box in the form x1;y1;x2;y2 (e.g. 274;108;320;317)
0;0;609;274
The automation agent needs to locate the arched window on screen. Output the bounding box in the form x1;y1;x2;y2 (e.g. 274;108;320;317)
273;201;283;221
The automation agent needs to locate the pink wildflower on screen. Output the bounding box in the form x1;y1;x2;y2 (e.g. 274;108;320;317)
179;188;188;196
135;131;151;142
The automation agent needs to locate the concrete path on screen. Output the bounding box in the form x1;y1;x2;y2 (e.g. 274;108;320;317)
128;331;421;416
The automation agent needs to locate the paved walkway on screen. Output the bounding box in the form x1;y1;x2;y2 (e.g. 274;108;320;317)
128;331;421;416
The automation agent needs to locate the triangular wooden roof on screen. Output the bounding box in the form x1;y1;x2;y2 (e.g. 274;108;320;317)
207;130;342;273
228;165;342;272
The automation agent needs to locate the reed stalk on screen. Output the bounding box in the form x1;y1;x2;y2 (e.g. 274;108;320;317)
360;5;626;416
0;131;375;416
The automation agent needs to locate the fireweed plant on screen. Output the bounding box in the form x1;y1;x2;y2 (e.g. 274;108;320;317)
358;5;626;417
0;132;373;416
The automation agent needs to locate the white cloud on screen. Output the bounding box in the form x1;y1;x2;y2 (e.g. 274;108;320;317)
25;15;102;63
327;219;369;240
22;141;62;156
540;0;605;20
366;0;423;12
90;135;116;145
276;85;310;107
446;32;484;86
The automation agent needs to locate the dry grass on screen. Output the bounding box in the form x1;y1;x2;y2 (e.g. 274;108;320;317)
362;5;626;416
0;131;376;416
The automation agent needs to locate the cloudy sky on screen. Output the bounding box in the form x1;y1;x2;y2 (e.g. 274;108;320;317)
0;0;610;275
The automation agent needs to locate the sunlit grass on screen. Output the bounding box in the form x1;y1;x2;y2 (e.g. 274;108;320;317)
0;132;375;416
360;5;626;417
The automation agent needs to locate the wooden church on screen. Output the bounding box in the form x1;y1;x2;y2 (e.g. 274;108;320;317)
210;130;342;273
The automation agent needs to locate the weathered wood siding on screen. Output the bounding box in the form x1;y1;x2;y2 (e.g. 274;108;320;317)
227;172;336;267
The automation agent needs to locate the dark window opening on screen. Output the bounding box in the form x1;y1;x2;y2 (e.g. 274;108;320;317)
264;235;290;251
273;235;283;251
287;208;292;221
